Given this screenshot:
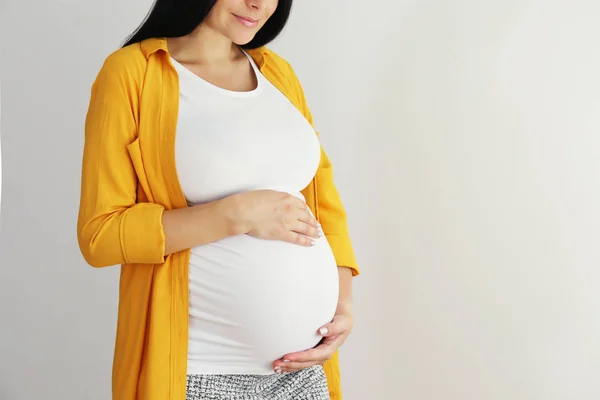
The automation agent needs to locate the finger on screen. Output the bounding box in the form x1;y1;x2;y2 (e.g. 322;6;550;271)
282;230;315;247
284;194;310;214
275;360;321;373
279;340;338;364
291;220;320;239
318;317;348;338
320;334;340;343
298;208;319;228
288;194;310;209
283;196;320;233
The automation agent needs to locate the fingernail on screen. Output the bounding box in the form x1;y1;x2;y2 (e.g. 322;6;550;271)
319;327;329;336
310;240;316;246
274;366;282;373
283;359;290;363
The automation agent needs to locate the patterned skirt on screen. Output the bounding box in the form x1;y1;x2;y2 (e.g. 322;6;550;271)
186;365;330;400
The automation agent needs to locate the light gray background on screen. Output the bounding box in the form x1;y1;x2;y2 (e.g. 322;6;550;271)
2;0;600;399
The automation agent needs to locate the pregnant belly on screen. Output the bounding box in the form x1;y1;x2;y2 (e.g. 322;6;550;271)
187;229;339;374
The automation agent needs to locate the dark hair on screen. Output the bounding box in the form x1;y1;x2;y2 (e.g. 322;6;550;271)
122;0;293;49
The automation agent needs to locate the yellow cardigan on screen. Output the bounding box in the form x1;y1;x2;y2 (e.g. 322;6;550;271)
77;37;359;400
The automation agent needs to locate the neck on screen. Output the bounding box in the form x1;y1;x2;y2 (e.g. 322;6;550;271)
167;24;240;64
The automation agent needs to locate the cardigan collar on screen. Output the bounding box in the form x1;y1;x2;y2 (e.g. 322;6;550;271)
139;37;268;68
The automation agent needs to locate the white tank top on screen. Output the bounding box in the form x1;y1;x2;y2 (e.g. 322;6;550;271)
172;51;340;375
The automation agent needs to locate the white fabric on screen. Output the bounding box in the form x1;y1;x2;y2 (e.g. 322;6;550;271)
172;52;340;375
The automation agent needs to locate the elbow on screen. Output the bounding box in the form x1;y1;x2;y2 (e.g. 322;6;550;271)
77;205;166;267
81;251;113;269
78;240;115;268
77;227;119;268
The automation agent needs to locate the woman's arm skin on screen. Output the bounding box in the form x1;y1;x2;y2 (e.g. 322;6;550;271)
273;266;354;373
336;266;354;308
161;200;241;256
78;54;321;268
163;190;321;256
268;58;360;373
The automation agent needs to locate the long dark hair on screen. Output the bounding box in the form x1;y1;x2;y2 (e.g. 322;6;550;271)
122;0;293;49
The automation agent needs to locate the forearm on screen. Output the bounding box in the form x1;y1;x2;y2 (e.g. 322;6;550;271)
337;266;353;311
162;196;244;256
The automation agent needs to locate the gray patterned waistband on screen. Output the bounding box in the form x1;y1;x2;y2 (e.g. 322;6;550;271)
186;365;330;400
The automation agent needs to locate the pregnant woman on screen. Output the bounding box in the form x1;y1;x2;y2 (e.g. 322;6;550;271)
77;1;360;400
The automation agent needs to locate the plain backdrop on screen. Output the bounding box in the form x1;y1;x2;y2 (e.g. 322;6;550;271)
2;1;600;399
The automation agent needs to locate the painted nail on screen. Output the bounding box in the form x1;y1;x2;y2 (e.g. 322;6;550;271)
319;327;329;336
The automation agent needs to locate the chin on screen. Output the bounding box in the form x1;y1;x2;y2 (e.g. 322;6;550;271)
231;35;258;46
225;26;261;46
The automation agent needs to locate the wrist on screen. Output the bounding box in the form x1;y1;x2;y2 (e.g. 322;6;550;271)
336;299;353;316
218;194;250;236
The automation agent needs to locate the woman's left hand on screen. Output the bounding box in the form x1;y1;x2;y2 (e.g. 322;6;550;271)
272;302;354;373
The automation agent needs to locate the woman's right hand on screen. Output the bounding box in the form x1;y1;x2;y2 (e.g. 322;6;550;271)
227;190;321;246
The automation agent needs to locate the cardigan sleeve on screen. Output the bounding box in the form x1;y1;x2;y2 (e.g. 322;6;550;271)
314;146;360;276
286;62;361;277
77;53;166;268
